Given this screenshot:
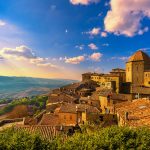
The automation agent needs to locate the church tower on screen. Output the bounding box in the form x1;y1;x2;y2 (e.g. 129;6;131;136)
126;50;150;86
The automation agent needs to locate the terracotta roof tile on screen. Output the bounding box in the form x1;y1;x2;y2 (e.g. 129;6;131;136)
115;98;150;127
15;125;59;140
128;50;150;62
48;93;77;103
59;103;100;114
39;114;59;126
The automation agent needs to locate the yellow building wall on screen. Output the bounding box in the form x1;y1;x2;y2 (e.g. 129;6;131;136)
91;75;120;93
144;72;150;87
99;96;108;113
126;61;144;85
126;62;133;82
58;113;77;126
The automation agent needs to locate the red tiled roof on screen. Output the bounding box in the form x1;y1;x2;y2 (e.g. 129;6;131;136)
48;93;77;103
15;125;59;140
59;103;100;114
39;114;59;126
115;99;150;127
128;50;150;62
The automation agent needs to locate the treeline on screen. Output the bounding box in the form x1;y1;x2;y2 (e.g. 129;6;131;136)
0;96;48;116
1;126;150;150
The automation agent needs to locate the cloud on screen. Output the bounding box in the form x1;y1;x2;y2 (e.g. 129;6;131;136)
70;0;100;5
0;45;57;68
104;0;150;37
0;45;36;59
90;52;102;61
85;27;100;36
88;43;98;50
65;55;85;64
0;20;6;26
101;31;107;37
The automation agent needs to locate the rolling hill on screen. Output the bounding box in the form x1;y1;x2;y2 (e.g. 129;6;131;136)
0;76;77;99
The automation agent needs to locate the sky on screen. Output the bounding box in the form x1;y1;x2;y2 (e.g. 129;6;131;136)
0;0;150;80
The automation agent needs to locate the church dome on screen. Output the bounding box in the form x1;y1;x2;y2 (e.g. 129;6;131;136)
128;50;150;62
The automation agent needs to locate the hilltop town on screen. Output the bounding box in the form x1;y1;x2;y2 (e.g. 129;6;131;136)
0;50;150;138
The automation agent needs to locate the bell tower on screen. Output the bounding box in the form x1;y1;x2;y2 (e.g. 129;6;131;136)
126;50;150;85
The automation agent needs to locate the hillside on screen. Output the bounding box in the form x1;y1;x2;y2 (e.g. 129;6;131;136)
0;76;77;99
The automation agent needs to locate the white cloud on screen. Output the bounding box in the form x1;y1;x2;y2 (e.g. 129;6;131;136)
90;52;102;61
104;0;150;37
65;55;85;64
70;0;100;5
88;43;98;50
0;20;6;26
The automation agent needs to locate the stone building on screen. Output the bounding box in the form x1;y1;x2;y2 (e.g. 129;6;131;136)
126;50;150;86
82;50;150;97
125;50;150;97
82;69;126;94
55;103;100;126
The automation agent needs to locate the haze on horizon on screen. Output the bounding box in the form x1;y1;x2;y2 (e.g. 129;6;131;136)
0;0;150;80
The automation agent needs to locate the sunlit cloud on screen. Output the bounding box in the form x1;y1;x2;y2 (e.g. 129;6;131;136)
104;0;150;37
0;45;58;68
70;0;100;5
101;31;107;37
0;45;36;59
90;52;103;61
88;43;98;50
85;27;100;36
65;55;85;64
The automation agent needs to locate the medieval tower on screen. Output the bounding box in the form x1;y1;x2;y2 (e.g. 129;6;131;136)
126;50;150;86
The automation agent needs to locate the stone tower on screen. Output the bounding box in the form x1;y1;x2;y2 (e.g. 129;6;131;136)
126;50;150;86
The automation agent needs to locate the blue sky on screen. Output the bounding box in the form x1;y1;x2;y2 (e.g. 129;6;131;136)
0;0;150;79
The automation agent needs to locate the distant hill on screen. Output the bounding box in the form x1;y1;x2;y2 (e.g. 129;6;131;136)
0;76;77;99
